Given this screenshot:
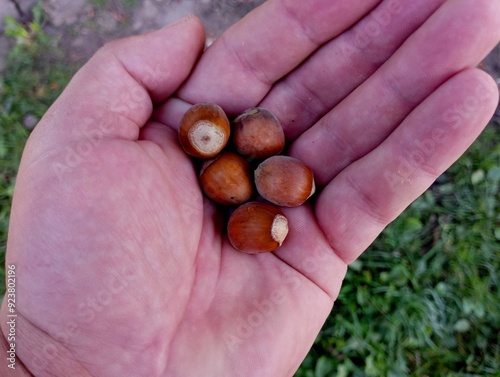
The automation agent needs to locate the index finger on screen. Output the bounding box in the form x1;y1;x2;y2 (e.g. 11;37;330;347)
31;17;205;149
177;0;382;114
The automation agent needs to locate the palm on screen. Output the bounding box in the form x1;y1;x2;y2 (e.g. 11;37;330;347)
2;1;499;376
10;130;331;376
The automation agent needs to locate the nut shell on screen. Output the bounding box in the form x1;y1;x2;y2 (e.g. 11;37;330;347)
179;103;230;158
255;155;315;207
200;152;254;205
227;202;288;253
233;107;285;160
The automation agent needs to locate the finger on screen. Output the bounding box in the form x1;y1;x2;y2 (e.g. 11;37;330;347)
33;16;205;148
290;0;500;186
152;97;192;130
259;0;446;141
315;68;499;264
176;0;383;114
272;205;348;300
153;0;437;131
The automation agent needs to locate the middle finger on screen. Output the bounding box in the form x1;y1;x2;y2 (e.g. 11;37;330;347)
259;0;446;141
290;0;500;186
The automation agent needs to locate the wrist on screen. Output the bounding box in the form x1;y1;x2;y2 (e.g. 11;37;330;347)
0;298;96;377
0;319;33;377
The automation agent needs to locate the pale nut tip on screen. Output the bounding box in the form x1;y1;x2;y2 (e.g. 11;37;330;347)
189;121;225;156
307;179;316;200
271;214;289;246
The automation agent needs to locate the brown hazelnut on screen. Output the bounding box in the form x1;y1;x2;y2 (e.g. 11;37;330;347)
179;103;230;158
233;107;285;160
227;202;289;253
200;152;254;205
254;155;315;207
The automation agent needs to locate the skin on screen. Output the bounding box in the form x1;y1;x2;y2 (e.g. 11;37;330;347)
1;0;499;376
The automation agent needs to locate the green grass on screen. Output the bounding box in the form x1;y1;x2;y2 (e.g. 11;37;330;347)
90;0;138;10
296;125;500;376
0;7;76;294
1;6;499;376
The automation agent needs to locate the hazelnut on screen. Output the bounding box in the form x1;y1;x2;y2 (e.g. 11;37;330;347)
179;103;230;158
254;155;315;207
227;202;289;253
233;107;285;160
200;152;254;205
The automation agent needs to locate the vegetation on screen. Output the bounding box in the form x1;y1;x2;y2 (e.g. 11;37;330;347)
90;0;138;10
1;5;499;376
0;5;76;293
296;125;500;375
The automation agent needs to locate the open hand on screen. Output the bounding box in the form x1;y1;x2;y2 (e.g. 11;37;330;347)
2;1;499;376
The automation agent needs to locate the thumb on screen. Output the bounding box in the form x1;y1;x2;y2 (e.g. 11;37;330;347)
34;16;205;145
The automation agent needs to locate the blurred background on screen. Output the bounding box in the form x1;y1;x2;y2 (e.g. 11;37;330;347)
1;1;499;376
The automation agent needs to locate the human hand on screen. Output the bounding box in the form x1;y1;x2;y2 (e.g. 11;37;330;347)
2;1;499;376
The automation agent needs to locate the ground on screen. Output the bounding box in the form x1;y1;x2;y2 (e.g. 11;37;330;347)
1;0;498;116
1;0;266;66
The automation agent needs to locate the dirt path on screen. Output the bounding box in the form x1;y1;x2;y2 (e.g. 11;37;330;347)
0;0;266;69
42;0;266;63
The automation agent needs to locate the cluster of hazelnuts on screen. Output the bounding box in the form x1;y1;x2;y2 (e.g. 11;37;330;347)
178;103;315;254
